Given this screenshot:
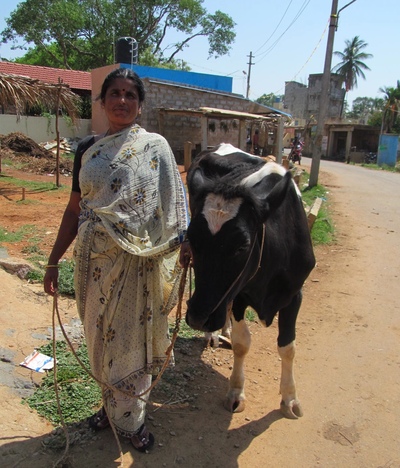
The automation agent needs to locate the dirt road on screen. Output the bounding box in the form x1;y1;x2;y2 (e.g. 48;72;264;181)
0;159;399;467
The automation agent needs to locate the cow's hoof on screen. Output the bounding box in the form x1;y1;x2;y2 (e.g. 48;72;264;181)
224;397;246;413
280;399;303;419
205;332;221;348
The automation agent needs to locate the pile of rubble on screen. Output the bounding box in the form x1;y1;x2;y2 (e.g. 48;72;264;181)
0;132;80;175
41;137;81;155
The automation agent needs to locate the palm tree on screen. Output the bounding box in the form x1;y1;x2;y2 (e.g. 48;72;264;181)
378;81;400;133
332;36;373;117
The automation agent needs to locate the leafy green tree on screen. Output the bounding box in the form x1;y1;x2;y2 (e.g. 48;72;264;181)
367;110;383;128
255;93;283;107
378;81;400;133
332;36;373;116
1;0;236;71
346;96;384;120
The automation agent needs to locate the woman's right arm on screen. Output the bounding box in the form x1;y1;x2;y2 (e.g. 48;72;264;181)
43;191;81;296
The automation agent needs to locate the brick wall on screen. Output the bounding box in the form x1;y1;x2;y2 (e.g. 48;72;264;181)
141;80;251;160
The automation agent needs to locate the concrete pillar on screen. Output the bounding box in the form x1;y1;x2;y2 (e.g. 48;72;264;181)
327;129;335;159
345;129;353;163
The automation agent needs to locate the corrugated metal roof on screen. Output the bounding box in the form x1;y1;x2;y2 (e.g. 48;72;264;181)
158;106;288;124
0;61;91;91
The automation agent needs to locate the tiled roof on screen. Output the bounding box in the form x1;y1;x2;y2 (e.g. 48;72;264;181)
0;61;91;91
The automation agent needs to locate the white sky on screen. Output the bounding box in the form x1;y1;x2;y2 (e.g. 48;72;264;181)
1;0;399;107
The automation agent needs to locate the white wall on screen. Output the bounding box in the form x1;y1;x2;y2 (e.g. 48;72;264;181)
0;114;92;143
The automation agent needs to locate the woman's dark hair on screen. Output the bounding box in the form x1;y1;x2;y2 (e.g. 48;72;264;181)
99;68;146;103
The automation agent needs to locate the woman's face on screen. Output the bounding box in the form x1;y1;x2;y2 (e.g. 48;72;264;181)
101;78;142;133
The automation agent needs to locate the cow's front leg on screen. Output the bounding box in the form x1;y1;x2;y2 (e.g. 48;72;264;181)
224;316;250;413
278;341;303;419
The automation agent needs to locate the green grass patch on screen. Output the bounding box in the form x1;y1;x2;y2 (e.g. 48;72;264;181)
16;199;41;206
171;318;203;340
0;221;75;295
0;224;37;243
56;260;76;296
301;172;335;245
0;157;15;168
360;163;400;172
0;174;61;192
25;258;76;297
245;308;257;322
63;152;75;161
24;341;101;425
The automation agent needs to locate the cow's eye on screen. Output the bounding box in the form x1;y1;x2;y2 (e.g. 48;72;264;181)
234;245;248;255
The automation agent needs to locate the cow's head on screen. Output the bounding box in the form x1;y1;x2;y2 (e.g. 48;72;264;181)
186;159;292;332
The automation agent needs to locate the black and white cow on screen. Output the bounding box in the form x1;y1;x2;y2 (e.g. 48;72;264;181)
185;143;315;419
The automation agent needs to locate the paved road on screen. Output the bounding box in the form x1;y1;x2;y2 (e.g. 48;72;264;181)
298;157;400;466
303;156;400;302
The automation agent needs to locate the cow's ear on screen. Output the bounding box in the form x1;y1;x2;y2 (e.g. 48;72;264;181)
189;167;206;195
254;171;293;218
188;168;214;215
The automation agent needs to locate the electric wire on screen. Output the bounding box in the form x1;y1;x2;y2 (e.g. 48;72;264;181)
255;0;312;63
254;0;294;54
272;17;330;94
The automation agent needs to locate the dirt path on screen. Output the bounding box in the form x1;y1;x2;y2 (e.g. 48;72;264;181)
0;160;399;468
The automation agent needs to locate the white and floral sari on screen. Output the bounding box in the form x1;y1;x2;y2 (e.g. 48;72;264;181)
73;125;188;437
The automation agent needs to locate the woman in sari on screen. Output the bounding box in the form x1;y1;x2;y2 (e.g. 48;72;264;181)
44;68;189;452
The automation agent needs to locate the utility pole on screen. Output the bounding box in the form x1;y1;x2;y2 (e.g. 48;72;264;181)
309;0;357;187
246;51;254;99
309;0;338;187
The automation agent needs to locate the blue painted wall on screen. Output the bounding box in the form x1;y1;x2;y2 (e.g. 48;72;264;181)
120;63;232;93
378;134;399;167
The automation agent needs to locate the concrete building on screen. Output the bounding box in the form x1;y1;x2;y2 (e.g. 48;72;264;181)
284;73;345;124
282;73;384;162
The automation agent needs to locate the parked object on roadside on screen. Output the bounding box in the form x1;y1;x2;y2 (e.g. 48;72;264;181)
364;152;377;164
289;137;303;164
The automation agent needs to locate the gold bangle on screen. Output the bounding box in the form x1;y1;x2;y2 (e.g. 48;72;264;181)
46;264;59;268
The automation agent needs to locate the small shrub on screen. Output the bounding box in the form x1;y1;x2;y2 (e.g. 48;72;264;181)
24;341;101;425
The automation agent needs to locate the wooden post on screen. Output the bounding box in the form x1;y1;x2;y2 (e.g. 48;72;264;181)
275;117;284;164
201;116;208;151
158;110;165;135
239;120;246;150
22;187;26;201
55;78;62;188
307;197;323;230
293;169;302;187
184;141;192;171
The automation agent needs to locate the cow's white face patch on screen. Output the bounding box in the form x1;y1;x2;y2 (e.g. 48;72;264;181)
203;193;242;235
213;143;254;158
240;162;286;187
240;162;302;197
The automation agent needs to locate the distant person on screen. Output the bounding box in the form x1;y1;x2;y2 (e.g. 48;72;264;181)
253;129;260;155
246;129;252;152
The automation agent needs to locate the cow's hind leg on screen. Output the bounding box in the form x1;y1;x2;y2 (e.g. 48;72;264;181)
224;315;250;413
206;304;232;348
277;291;303;419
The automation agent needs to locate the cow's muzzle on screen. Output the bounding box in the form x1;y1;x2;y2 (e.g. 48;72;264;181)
186;299;227;333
